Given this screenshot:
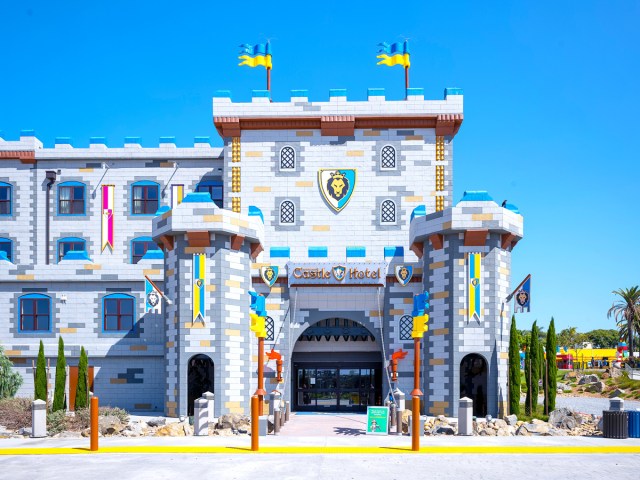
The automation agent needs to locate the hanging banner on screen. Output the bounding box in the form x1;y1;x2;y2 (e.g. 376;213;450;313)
394;265;413;286
514;275;531;313
193;254;206;322
260;265;279;288
145;276;164;314
101;185;114;251
171;184;184;209
468;253;481;322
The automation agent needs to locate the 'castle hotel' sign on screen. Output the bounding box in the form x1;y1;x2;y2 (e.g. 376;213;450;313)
287;263;387;286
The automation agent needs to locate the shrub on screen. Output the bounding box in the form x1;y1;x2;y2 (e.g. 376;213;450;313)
0;346;23;399
75;347;88;409
34;340;47;402
0;397;32;430
508;315;520;415
52;337;66;412
46;409;68;435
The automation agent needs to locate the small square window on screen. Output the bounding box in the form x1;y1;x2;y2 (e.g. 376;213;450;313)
132;184;160;215
58;185;86;215
0;184;12;215
103;296;135;332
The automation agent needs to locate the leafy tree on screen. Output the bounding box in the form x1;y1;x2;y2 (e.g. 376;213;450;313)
508;316;521;416
607;287;640;356
525;321;540;416
585;329;619;349
0;345;23;398
52;337;66;412
557;327;585;350
75;347;88;409
34;340;47;402
545;318;558;414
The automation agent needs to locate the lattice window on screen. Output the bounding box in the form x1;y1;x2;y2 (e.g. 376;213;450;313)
280;146;295;170
400;315;413;340
280;200;295;224
265;316;275;341
381;199;396;224
381;145;396;169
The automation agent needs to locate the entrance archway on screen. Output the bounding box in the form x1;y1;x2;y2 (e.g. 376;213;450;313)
460;353;487;417
292;318;382;412
187;354;214;416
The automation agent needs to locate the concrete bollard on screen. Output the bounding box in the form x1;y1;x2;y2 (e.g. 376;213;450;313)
279;404;285;427
396;410;404;435
269;391;281;416
31;399;47;438
609;397;624;412
393;388;405;412
458;397;473;436
203;391;215;423
274;408;281;435
258;415;268;436
390;403;397;429
285;401;290;422
193;398;209;436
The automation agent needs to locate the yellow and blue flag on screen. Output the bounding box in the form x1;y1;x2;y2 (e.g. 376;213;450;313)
238;42;272;69
377;40;410;68
468;253;481;322
193;254;206;322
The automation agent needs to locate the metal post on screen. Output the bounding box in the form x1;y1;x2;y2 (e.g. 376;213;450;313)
404;66;409;99
411;337;422;451
285;401;290;422
274;408;281;435
251;395;259;451
90;396;99;451
256;337;266;416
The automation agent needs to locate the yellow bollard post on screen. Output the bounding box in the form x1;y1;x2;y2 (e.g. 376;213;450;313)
90;396;99;452
251;395;259;451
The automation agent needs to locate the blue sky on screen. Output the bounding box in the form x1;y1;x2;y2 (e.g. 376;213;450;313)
1;1;639;333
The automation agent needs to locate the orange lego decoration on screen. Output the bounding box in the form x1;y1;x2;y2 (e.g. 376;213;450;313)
267;349;284;383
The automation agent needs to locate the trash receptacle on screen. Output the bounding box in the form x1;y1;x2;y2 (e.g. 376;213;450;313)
628;410;640;438
603;410;629;439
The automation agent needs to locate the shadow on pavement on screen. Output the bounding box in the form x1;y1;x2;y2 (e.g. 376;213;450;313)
333;427;366;436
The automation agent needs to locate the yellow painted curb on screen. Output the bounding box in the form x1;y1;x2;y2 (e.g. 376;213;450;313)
0;445;639;456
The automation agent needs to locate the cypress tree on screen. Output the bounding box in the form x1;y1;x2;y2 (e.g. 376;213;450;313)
34;340;47;402
525;322;540;416
75;347;88;409
545;318;558;414
0;345;23;398
508;315;521;416
52;336;66;412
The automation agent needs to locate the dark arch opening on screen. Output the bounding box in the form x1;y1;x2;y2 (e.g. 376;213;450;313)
187;354;214;416
460;353;487;417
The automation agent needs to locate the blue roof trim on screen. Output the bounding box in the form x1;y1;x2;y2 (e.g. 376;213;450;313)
141;249;165;260
89;137;107;144
0;251;11;262
406;88;424;96
270;247;290;258
504;203;520;214
124;136;141;144
410;205;427;222
55;137;72;145
459;191;494;203
61;250;92;262
214;90;232;98
132;180;159;187
20;129;35;137
194;136;211;144
329;89;347;98
159;136;176;144
155;206;171;215
290;90;308;97
346;246;366;258
103;293;134;300
182;192;214;203
368;88;385;97
444;87;464;98
308;246;328;258
252;90;270;98
58;181;85;187
384;246;404;257
248;206;264;223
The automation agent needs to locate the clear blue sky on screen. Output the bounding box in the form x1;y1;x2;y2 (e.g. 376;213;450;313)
1;1;638;333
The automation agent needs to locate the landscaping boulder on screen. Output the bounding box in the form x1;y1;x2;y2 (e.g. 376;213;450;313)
548;408;583;430
564;371;578;380
99;415;124;436
609;389;626;398
588;381;606;393
147;417;166;427
155;422;187;437
578;374;599;385
217;413;250;431
505;415;518;426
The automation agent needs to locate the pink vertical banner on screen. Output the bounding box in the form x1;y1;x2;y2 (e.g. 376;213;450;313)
101;185;114;251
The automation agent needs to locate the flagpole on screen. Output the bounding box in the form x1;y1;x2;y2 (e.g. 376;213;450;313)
267;67;271;93
405;65;409;99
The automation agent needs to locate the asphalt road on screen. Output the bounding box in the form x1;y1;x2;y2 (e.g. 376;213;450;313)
1;453;639;480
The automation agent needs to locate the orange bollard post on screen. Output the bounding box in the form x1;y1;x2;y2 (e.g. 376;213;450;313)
90;396;99;451
251;395;259;451
411;396;420;452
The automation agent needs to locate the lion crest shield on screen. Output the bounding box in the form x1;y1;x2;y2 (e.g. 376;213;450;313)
394;265;413;287
260;266;279;288
332;265;346;282
318;169;357;212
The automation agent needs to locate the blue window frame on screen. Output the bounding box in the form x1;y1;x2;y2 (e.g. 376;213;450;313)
0;237;12;262
57;181;86;215
131;181;160;215
0;182;12;216
19;294;52;332
131;236;159;264
57;237;86;262
102;294;135;332
196;181;223;208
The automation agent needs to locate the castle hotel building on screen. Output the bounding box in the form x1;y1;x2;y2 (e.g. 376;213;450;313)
0;86;523;418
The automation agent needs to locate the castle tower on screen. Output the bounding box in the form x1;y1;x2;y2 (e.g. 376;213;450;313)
409;191;523;417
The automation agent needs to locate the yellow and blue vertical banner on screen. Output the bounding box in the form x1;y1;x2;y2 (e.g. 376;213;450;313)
468;253;482;322
193;254;206;322
171;184;184;209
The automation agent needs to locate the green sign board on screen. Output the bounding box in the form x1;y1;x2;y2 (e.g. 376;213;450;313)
366;406;389;435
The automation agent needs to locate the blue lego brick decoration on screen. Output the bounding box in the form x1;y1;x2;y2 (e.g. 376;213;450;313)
412;292;430;317
290;90;308;98
252;90;270;98
384;246;404;258
182;192;214;203
248;206;264;223
62;250;92;262
249;291;266;317
55;137;72;145
155;206;171;215
329;89;347;98
90;137;107;145
459;191;494;203
503;203;520;214
367;88;385;97
406;88;424;96
410;205;427;222
141;249;165;261
346;246;366;258
444;87;464;98
308;247;328;258
0;251;9;262
270;247;290;258
194;136;211;144
213;90;232;98
159;137;176;144
124;137;141;144
20;130;35;137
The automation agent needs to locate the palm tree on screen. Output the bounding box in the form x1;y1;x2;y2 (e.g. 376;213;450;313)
607;286;640;357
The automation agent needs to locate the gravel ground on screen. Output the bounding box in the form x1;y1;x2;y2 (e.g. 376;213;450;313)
554;396;640;415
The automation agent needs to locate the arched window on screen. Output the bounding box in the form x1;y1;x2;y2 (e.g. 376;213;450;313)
399;315;413;340
57;237;86;263
380;145;396;169
18;294;52;332
0;237;13;262
381;199;396;224
131;236;161;264
280;200;295;224
57;181;86;215
102;293;135;332
196;180;224;208
265;316;275;341
0;182;13;216
280;146;295;170
131;181;160;215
